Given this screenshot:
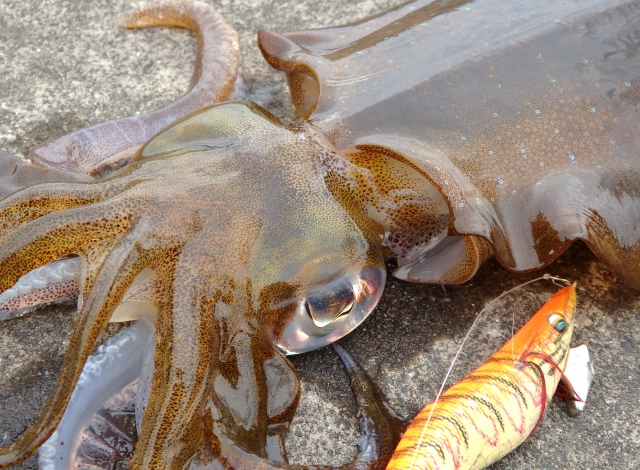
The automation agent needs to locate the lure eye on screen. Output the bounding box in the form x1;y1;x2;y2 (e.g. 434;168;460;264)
548;313;567;332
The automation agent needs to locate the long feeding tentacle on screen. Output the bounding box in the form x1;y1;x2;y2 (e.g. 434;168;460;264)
0;223;151;467
30;1;241;174
332;343;405;470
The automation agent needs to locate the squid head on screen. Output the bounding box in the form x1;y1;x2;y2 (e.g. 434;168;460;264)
135;101;387;354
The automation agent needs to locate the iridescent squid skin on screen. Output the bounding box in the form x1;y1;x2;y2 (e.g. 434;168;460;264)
0;94;400;467
0;0;639;468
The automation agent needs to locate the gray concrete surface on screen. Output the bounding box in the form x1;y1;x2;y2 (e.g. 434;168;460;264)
0;1;639;469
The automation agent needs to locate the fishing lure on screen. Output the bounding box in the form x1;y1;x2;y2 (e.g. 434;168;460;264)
387;283;577;470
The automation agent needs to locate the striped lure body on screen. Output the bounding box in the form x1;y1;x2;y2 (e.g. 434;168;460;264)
387;284;577;470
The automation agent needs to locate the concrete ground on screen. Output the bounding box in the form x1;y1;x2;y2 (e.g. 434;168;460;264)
0;0;638;469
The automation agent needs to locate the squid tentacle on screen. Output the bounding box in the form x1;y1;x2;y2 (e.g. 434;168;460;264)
218;342;403;470
132;268;216;468
204;343;404;470
38;321;153;470
331;343;405;470
0;204;136;293
0;181;143;318
264;348;301;465
0;224;151;467
0;257;80;321
0;180;132;239
0;150;91;200
30;0;241;174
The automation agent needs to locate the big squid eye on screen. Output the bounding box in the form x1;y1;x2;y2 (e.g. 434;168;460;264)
548;313;567;332
305;279;355;328
276;266;386;355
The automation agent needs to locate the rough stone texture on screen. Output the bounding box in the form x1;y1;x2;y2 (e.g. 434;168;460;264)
0;1;638;469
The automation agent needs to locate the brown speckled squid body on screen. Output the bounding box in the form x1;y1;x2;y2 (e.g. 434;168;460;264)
0;0;639;468
260;0;640;287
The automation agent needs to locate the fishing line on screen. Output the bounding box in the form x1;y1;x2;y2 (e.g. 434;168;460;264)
407;273;570;470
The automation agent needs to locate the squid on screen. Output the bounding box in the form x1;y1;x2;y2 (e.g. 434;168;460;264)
0;0;639;468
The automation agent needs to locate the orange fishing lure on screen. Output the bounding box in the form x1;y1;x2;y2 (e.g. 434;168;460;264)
387;283;577;470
